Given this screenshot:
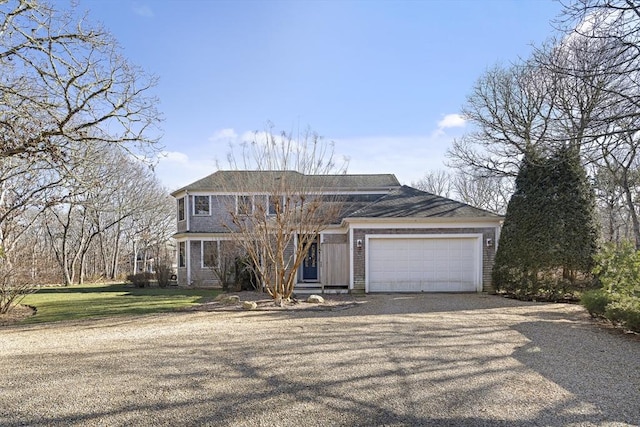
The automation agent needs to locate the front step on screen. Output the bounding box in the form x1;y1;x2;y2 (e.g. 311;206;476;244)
294;283;349;295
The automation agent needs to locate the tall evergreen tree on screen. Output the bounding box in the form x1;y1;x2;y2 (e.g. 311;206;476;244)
493;146;599;296
548;145;599;282
493;151;554;294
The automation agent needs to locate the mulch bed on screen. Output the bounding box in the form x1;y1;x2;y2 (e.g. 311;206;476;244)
0;304;36;326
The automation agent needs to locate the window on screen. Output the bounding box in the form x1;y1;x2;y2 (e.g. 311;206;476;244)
268;195;282;216
178;198;185;221
202;241;218;268
237;195;254;215
178;241;186;267
194;195;210;215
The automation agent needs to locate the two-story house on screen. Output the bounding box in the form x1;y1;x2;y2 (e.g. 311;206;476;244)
171;170;503;293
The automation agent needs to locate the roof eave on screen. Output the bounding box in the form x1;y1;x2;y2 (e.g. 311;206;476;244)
343;216;504;225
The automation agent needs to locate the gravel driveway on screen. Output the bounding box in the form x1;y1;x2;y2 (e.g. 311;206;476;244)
1;294;639;426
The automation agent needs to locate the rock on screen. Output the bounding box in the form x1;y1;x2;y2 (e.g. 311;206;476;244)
242;301;258;310
226;295;240;305
216;295;240;305
306;294;325;304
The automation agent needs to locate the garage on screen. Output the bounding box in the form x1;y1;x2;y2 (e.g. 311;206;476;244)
367;235;481;292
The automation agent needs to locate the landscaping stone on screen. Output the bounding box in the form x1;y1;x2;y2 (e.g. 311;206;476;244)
242;301;258;310
216;295;240;305
306;294;324;304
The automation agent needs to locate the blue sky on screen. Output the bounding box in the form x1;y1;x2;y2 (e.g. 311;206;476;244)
77;0;564;190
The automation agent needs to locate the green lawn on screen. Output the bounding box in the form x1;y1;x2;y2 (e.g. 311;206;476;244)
19;284;221;324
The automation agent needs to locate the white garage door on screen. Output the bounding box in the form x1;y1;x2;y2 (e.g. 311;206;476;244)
367;237;480;292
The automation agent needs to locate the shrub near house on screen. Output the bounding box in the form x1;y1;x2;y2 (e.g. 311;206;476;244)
582;242;640;332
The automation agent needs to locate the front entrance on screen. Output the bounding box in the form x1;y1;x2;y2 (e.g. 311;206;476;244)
302;240;318;281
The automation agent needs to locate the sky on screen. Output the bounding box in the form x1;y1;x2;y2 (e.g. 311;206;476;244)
76;0;565;191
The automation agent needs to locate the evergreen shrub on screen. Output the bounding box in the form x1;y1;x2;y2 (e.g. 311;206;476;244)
581;289;610;317
586;241;640;332
605;296;640;332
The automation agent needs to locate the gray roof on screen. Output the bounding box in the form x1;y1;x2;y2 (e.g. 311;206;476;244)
347;185;501;219
172;170;401;195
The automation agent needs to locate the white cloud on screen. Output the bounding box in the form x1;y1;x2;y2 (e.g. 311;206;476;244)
132;3;154;18
159;150;189;164
208;128;238;142
437;113;466;129
155;151;216;191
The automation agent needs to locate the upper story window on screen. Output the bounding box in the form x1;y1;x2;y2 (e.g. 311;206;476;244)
237;195;254;215
194;195;210;215
178;198;185;222
268;195;282;216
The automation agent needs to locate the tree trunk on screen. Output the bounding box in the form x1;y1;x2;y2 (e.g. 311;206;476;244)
132;240;138;275
621;175;640;249
110;223;121;280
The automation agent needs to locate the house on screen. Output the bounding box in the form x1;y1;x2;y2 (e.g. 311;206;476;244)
171;171;503;293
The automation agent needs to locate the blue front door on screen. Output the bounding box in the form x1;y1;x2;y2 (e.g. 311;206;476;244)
302;241;318;281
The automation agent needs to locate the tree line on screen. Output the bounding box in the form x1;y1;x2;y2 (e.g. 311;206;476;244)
1;1;169;312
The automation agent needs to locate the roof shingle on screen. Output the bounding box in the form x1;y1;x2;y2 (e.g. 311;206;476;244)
171;170;401;195
347;185;501;218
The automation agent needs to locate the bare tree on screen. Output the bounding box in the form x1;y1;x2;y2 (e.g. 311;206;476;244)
222;127;348;304
0;0;161;257
126;191;176;279
448;17;640;243
411;170;453;197
411;168;509;214
534;33;632;157
447;62;556;178
596;123;640;247
449;24;631;176
557;0;640;127
453;173;511;215
0;1;161;310
0;0;161;164
593;163;633;243
41;143;173;285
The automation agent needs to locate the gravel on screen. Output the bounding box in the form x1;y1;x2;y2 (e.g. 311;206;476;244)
1;293;638;426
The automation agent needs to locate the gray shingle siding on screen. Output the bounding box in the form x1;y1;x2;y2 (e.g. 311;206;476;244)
322;233;347;244
189;195;235;233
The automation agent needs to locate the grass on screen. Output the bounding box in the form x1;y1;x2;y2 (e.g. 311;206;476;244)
18;283;221;324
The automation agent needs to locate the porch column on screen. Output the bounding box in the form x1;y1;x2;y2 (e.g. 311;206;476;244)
186;239;191;285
